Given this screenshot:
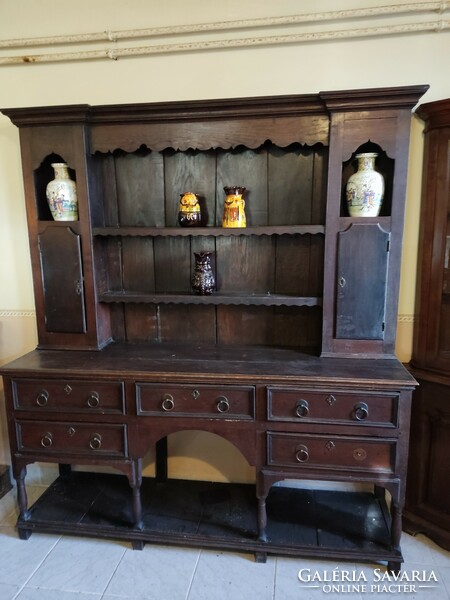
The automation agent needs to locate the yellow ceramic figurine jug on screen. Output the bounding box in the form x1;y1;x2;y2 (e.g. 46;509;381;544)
222;186;246;228
178;192;202;227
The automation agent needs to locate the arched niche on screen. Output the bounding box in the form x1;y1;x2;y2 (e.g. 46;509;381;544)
141;430;256;484
34;153;77;221
340;141;394;217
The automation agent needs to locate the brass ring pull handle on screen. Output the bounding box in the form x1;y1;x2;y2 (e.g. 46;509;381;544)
295;399;309;417
41;432;53;448
161;394;175;412
295;444;309;463
36;390;49;407
89;433;102;450
216;396;230;413
87;391;100;408
353;402;369;421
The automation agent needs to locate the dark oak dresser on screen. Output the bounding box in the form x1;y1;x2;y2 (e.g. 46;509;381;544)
0;85;428;571
404;98;450;550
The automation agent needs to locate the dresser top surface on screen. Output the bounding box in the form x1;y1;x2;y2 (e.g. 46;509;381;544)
0;343;416;389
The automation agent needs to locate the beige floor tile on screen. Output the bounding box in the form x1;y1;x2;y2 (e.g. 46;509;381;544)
414;534;450;568
0;526;59;587
16;589;102;600
188;550;276;600
105;543;200;600
275;556;364;600
26;536;126;595
0;582;22;600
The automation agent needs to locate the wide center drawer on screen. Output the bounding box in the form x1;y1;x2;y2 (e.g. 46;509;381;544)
267;432;395;473
12;379;125;414
267;387;398;427
136;383;255;419
16;420;128;458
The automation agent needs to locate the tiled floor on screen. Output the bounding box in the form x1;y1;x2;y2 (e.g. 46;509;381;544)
0;484;449;600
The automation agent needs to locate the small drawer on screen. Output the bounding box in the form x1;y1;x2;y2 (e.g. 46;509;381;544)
267;432;395;473
136;383;255;420
267;387;398;427
16;421;127;458
12;379;125;414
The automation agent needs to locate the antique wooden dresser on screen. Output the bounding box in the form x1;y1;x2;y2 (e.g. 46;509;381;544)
0;84;428;571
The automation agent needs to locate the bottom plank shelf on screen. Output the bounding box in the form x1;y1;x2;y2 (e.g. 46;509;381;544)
18;472;401;566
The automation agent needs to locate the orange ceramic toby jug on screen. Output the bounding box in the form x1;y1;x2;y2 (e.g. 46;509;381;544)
222;186;246;228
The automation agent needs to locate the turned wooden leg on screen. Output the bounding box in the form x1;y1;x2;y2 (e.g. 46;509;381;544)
387;561;401;576
129;459;143;531
14;466;32;540
132;485;143;531
390;500;403;553
155;437;168;482
257;496;268;543
18;528;32;540
374;484;385;499
15;467;30;522
58;464;72;478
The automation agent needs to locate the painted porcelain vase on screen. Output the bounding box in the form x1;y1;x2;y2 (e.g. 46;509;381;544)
222;186;246;228
192;251;215;295
46;163;78;221
346;153;384;217
178;192;202;227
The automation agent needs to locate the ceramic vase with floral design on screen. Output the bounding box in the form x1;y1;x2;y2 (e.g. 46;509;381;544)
46;163;78;221
346;153;384;217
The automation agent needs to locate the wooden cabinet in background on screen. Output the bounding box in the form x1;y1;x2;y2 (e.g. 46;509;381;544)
0;85;428;571
405;98;450;550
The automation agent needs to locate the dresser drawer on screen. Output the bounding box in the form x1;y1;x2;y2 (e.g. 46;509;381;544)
267;432;395;473
267;387;398;427
136;383;255;420
12;379;125;414
16;421;127;458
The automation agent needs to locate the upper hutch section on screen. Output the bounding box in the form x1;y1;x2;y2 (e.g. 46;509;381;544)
2;85;428;356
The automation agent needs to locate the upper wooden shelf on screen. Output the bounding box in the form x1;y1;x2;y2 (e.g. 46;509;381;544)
338;216;391;230
37;221;81;234
99;291;322;307
92;225;325;237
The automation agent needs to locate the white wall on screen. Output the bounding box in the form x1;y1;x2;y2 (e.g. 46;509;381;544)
0;0;449;482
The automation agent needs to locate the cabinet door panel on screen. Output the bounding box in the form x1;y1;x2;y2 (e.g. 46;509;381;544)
336;223;389;340
38;227;86;333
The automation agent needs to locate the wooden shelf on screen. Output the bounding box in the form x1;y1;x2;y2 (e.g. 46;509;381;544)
37;221;81;234
17;472;400;563
93;225;325;237
338;216;391;230
99;291;322;307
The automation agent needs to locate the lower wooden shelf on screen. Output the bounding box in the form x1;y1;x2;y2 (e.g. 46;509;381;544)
18;472;401;565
